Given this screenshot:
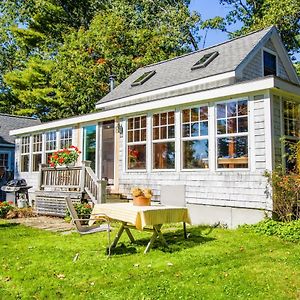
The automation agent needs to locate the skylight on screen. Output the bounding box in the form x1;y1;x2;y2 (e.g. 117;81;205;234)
191;51;219;70
131;70;156;87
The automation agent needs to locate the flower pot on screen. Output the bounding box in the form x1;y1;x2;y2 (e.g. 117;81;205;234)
133;196;151;206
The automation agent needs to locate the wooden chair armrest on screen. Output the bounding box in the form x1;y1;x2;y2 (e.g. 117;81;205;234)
73;218;109;222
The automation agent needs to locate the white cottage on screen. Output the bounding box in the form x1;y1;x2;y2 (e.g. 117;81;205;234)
10;27;300;227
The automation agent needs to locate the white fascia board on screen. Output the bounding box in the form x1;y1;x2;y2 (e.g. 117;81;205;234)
11;76;276;136
272;77;300;99
95;71;236;109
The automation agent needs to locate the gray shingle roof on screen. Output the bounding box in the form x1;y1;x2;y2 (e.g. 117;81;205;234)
0;114;41;145
97;27;273;105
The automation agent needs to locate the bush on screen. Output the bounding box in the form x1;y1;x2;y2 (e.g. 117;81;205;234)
265;169;300;221
0;201;14;218
243;219;300;242
65;202;92;221
6;207;37;219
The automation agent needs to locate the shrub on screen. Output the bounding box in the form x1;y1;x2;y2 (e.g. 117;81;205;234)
243;219;300;242
65;202;92;221
265;169;300;222
0;201;14;218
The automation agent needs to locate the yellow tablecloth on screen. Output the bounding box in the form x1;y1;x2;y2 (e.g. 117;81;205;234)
89;203;191;230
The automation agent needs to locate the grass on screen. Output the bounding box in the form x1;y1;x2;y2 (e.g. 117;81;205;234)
0;221;300;300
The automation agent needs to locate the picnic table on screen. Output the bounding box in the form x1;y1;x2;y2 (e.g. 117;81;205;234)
89;202;191;253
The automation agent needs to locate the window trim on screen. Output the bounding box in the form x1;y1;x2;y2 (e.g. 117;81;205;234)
151;110;176;171
262;48;278;77
59;127;73;150
215;98;250;171
0;151;11;170
126;115;147;172
20;136;30;172
32;133;43;172
180;104;210;171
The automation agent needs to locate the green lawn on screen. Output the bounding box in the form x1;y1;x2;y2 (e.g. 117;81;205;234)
0;221;300;300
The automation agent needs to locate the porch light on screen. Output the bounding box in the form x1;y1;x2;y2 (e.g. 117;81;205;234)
116;123;123;135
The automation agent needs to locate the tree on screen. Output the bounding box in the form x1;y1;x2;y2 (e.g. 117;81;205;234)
203;0;300;55
2;0;202;120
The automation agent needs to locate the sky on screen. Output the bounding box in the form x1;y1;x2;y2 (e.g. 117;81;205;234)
189;0;300;61
189;0;240;49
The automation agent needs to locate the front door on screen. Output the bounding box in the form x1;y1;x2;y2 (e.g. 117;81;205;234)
101;120;115;185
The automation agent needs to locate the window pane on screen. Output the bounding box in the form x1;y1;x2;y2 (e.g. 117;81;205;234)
191;123;199;137
200;121;208;136
238;117;248;133
217;119;226;134
60;128;72;149
0;153;9;168
32;153;42;172
238;100;248;116
227;118;237;134
128;118;134;130
183;140;209;169
168;126;175;139
141;129;146;141
21;155;29;172
128;145;146;169
161;113;167;125
128;130;133;143
168;112;175;124
134;118;140;129
264;51;277;76
200;106;208;120
182;124;190;137
134;130;140;142
182;109;190;123
191;108;199;122
217;137;248;168
217;104;226;119
153;114;159;126
227;102;237;117
160;126;167;139
153;142;175;169
141;116;147;128
153;127;159;140
83;125;96;171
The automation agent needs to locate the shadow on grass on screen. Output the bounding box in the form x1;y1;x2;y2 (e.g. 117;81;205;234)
110;225;217;255
0;222;20;229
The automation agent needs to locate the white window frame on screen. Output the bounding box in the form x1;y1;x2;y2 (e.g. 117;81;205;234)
126;115;147;172
20;136;30;172
59;128;73;149
32;133;43;172
0;151;11;170
215;98;250;171
181;104;209;171
45;131;57;164
262;48;278;77
283;99;300;140
152;110;176;171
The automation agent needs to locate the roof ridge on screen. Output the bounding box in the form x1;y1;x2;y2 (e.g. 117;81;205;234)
144;26;274;69
0;113;40;121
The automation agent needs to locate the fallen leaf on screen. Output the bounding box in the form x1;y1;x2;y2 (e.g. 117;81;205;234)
133;264;139;267
167;262;173;266
56;274;65;279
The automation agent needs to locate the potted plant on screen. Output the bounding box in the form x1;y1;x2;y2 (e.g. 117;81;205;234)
49;146;81;167
131;187;153;206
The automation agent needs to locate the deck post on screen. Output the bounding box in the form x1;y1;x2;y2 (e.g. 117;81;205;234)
80;161;89;192
38;164;47;190
97;179;107;204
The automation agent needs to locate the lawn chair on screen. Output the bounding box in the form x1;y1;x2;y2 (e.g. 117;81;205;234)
160;185;188;239
65;197;111;255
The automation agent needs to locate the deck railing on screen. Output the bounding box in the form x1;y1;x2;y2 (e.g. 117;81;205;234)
38;161;106;204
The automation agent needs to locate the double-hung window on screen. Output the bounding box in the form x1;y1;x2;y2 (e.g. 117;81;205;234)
45;131;57;164
216;99;248;169
283;100;300;138
283;99;300;171
20;136;30;172
32;134;42;172
127;116;147;170
0;152;9;169
60;128;72;149
182;106;209;169
152;111;175;169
